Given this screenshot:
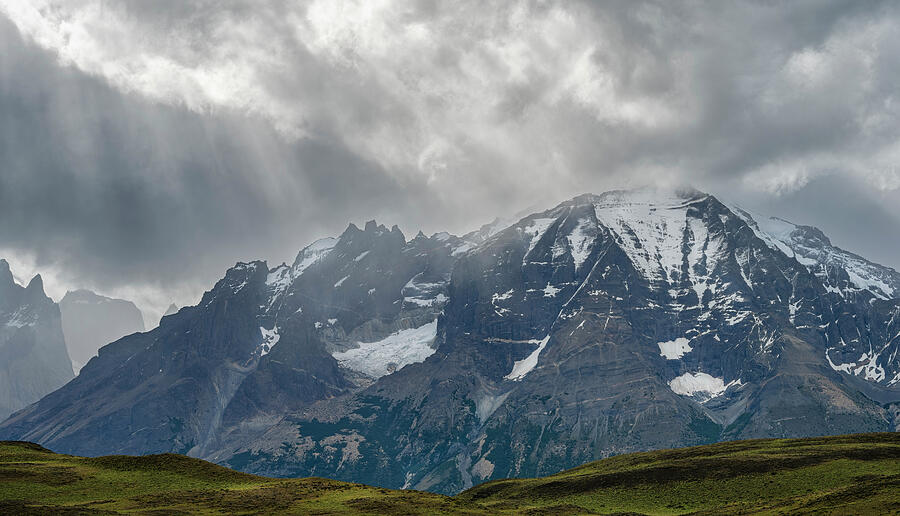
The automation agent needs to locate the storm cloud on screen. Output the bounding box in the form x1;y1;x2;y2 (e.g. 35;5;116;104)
1;1;900;320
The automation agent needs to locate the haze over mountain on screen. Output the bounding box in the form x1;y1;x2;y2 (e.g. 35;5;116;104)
59;290;145;373
3;188;898;494
0;260;73;421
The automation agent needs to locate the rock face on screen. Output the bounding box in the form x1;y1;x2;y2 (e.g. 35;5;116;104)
0;260;73;421
2;189;900;494
59;289;145;373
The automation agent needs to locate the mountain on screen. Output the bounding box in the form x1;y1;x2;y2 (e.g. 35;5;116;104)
59;289;145;373
0;260;73;421
162;303;179;320
3;433;900;514
2;188;899;494
159;303;179;326
0;221;462;458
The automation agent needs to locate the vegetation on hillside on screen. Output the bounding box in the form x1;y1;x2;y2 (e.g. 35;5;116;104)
2;433;899;514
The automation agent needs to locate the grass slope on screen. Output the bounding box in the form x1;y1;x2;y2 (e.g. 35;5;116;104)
1;433;899;514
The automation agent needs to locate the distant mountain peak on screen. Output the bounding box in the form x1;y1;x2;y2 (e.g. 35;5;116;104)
25;274;44;296
0;260;73;420
62;289;117;304
58;288;145;374
0;259;13;289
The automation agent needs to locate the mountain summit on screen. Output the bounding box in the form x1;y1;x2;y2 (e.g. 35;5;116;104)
0;260;73;421
2;188;899;493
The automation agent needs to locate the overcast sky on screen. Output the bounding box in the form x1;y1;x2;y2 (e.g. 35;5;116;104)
1;0;900;322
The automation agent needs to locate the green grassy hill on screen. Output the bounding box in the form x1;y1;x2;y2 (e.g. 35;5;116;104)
2;433;899;514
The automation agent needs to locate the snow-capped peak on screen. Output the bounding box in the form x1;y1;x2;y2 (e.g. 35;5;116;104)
730;204;899;300
292;237;338;275
591;188;720;294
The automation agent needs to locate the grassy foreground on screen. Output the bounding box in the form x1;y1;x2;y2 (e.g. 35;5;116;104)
2;433;899;515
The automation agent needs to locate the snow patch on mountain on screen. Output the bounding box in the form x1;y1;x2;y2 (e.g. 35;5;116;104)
825;348;886;382
5;308;36;328
730;206;899;300
566;218;594;271
846;269;894;299
266;265;293;293
669;372;740;401
491;289;515;316
258;326;280;357
492;290;514;303
542;283;560;297
402;273;450;308
265;237;339;305
740;212;798;259
522;218;556;263
450;242;475;256
332;320;438;379
658;338;692;359
591;189;733;308
685;214;726;304
593;190;707;285
505;335;550;381
294;237;337;275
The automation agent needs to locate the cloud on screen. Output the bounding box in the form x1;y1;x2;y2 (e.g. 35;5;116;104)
1;1;900;318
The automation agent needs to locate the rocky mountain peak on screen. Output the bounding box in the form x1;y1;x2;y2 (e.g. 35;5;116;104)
197;261;267;307
291;237;338;272
789;222;833;248
61;289;112;305
339;220;405;250
0;262;73;421
0;259;14;294
343;222;361;235
25;274;45;298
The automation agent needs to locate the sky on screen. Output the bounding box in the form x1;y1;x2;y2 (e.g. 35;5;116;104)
1;0;900;323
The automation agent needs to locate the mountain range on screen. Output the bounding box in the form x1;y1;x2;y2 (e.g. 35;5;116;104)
2;187;899;494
